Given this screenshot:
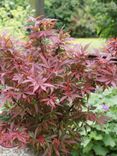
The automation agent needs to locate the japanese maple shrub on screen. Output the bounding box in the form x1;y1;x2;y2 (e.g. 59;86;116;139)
105;38;117;57
0;17;117;155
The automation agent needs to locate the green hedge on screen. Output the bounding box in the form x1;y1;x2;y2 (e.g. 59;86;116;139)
0;0;33;37
45;0;117;38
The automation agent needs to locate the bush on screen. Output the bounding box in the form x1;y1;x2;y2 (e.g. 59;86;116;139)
45;0;97;37
90;1;117;38
72;38;117;156
45;0;117;38
0;17;117;155
0;0;33;37
105;38;117;56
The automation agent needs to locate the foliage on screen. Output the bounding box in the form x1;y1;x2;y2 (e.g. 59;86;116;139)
74;38;117;156
71;87;117;156
45;0;117;38
90;1;117;38
105;38;117;56
45;0;97;37
0;17;117;155
0;0;28;7
0;0;33;37
71;39;117;155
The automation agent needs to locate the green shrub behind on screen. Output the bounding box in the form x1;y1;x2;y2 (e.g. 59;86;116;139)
0;0;33;37
45;0;117;38
45;0;97;37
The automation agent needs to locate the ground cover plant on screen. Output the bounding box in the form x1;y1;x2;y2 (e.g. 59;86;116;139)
71;87;117;156
0;17;117;155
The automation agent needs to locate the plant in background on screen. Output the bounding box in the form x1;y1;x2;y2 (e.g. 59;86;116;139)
45;0;97;37
91;1;117;38
0;17;117;155
45;0;117;38
0;0;33;37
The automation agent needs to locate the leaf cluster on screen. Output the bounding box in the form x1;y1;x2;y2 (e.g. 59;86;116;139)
0;17;117;155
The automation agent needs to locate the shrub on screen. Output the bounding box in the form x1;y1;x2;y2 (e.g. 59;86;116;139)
0;0;33;37
72;38;117;156
105;38;117;56
0;17;117;155
45;0;117;38
45;0;97;37
91;1;117;38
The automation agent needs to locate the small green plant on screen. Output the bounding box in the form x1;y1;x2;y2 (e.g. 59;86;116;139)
71;88;117;156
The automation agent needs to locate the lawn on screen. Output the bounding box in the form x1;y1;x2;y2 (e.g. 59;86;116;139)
71;38;106;51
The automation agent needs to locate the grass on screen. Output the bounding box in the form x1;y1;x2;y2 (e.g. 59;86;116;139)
71;38;106;51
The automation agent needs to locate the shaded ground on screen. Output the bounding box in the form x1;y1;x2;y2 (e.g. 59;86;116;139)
0;146;34;156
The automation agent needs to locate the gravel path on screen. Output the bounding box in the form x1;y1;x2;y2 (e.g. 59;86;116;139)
0;146;35;156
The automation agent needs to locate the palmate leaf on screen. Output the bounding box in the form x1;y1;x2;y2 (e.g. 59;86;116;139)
22;75;55;93
89;131;103;141
93;143;109;156
83;142;93;153
103;134;116;147
82;137;91;148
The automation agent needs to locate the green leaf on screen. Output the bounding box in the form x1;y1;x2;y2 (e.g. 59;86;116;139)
71;151;80;156
93;143;108;156
103;134;116;147
111;154;117;156
82;137;91;147
89;131;103;140
83;142;93;153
